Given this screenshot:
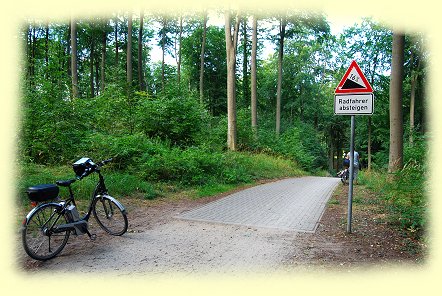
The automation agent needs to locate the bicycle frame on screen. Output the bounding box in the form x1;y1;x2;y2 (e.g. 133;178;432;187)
23;169;109;237
22;157;128;260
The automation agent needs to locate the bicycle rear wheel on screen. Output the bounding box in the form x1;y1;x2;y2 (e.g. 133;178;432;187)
22;203;70;261
92;196;128;236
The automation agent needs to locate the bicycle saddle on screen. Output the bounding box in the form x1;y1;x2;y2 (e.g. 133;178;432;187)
56;179;77;187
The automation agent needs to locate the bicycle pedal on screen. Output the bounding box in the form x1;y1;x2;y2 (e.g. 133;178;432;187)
89;234;97;241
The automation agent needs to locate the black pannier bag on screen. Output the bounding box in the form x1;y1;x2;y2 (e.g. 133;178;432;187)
27;184;59;202
73;157;95;178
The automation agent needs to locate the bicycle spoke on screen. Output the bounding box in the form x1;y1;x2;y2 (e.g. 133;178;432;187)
22;204;70;260
93;197;127;236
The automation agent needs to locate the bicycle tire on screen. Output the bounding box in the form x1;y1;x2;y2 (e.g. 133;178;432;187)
92;196;128;236
22;203;70;261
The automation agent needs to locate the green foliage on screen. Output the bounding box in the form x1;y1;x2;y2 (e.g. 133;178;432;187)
276;123;328;171
136;95;208;147
81;132;162;170
20;92;88;164
205;110;327;172
140;146;302;186
181;25;227;115
362;134;428;237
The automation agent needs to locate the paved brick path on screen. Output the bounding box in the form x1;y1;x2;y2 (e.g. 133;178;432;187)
177;177;340;233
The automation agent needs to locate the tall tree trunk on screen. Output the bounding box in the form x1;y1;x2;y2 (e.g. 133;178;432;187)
225;11;240;151
127;14;134;133
242;17;249;106
45;23;49;79
90;36;95;98
251;15;258;133
276;18;286;136
71;18;79;99
388;32;405;173
409;52;421;144
101;24;107;93
27;25;32;87
127;14;133;94
95;57;99;97
138;11;145;91
161;17;167;92
115;17;119;67
199;13;207;104
177;16;183;87
67;22;71;81
30;25;36;88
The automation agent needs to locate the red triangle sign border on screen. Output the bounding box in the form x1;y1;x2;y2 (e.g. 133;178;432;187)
335;60;373;94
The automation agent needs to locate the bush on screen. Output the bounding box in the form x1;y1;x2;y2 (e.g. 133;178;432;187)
81;132;166;171
140;146;303;186
363;134;428;236
273;122;327;171
20;93;88;164
136;95;209;147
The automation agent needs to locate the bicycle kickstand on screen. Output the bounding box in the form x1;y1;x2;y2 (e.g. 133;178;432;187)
85;229;97;241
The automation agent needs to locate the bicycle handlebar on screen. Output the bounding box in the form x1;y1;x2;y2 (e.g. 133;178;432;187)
76;158;113;180
98;158;113;167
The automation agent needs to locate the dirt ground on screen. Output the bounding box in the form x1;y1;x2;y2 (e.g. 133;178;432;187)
287;184;426;269
17;180;426;274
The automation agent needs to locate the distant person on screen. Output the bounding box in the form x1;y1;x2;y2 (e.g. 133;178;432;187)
346;150;360;184
343;152;350;168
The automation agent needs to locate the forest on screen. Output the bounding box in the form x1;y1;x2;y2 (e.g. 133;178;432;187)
19;10;428;239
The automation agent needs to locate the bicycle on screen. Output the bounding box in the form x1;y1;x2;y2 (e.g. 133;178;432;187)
337;168;349;184
22;157;128;261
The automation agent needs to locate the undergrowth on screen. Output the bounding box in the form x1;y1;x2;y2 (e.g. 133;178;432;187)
17;151;304;206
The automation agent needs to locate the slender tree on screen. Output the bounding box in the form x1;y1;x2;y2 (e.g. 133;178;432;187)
225;11;240;151
127;14;133;94
251;15;258;133
176;15;183;86
100;21;107;93
45;23;49;79
242;17;249;105
388;31;405;173
409;41;422;144
161;16;167;91
90;33;95;98
199;12;208;104
138;11;145;91
115;16;119;66
276;17;286;136
71;18;79;98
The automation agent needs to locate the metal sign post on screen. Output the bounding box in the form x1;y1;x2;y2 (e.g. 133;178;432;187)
334;60;374;234
347;115;355;233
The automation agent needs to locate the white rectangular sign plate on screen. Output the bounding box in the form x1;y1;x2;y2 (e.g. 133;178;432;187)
334;93;374;115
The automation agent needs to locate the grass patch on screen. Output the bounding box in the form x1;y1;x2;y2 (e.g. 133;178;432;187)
359;168;427;240
17;151;305;208
17;163;159;206
195;183;240;198
328;198;340;205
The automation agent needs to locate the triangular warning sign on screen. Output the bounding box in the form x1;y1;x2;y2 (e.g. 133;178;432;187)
335;60;373;94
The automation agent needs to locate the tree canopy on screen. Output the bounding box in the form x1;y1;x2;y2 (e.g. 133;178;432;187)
21;11;427;174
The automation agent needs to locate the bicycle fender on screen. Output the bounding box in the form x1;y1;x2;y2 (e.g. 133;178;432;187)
101;195;127;215
23;202;63;226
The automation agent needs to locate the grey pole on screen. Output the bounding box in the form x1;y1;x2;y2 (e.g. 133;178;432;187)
347;115;355;233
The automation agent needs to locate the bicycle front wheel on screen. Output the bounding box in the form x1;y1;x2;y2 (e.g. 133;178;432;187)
22;203;70;261
92;196;128;236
